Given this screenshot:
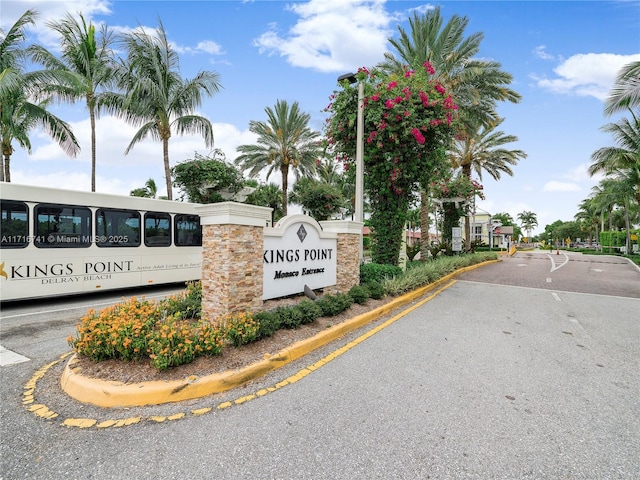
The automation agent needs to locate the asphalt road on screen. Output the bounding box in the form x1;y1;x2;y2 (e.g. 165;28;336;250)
1;252;639;479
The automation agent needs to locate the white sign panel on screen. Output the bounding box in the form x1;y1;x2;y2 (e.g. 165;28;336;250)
263;215;337;300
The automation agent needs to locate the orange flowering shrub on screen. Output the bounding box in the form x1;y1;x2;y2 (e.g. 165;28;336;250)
68;297;159;362
146;316;225;371
222;312;259;347
67;286;254;371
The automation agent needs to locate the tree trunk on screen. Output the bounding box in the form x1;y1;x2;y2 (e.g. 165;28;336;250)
3;154;11;182
90;106;97;192
462;164;472;252
163;136;172;200
281;164;289;217
419;190;430;260
624;200;631;254
464;214;471;252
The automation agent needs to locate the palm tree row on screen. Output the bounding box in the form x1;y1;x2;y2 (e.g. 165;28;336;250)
1;10;221;199
575;61;640;252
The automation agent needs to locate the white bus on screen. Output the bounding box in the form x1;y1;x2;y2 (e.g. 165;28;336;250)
1;183;203;302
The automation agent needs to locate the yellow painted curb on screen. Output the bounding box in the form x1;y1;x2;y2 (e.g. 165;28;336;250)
60;259;499;408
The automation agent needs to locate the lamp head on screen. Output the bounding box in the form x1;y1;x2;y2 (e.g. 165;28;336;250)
337;72;357;84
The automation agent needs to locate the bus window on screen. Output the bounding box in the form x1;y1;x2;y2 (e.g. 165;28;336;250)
1;200;29;248
96;208;141;247
34;204;91;248
144;212;171;247
175;214;202;246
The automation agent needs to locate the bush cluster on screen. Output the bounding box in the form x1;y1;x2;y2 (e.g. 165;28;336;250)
384;252;497;296
359;263;403;284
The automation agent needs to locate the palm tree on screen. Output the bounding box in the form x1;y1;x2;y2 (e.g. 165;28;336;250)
589;110;640;226
575;198;601;244
451;119;526;181
1;10;80;181
381;7;521;130
517;211;538;242
591;176;636;252
605;61;640;116
379;6;522;258
29;13;118;192
115;18;221;200
235;100;321;217
450;118;526;248
590;179;626;252
314;156;356;220
130;178;159;198
0;10;36;97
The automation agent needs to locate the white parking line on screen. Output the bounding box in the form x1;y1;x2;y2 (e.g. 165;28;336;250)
0;345;30;366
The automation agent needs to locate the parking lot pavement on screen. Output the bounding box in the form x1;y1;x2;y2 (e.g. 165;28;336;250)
458;250;640;298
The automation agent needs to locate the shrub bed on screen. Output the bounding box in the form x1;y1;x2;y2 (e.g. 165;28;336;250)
68;252;498;371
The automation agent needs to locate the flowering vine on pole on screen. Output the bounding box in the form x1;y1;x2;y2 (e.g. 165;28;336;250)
325;62;459;265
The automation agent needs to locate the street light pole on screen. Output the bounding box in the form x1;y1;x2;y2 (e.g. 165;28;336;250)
355;80;364;225
338;72;364;262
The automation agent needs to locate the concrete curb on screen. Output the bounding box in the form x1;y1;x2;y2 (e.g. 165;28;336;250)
61;259;500;408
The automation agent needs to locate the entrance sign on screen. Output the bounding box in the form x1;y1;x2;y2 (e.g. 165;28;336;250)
263;215;337;300
452;227;462;252
197;202;360;320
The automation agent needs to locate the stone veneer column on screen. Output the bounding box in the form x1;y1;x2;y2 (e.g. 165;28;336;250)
196;202;272;322
319;220;364;293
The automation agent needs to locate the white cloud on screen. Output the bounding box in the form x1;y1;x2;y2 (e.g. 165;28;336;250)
409;4;437;16
253;0;395;73
561;163;602;183
533;45;556;61
535;52;640;100
542;181;581;192
172;39;226;57
196;40;225;55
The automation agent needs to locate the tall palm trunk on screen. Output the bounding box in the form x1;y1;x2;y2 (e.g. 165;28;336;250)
1;147;9;182
280;164;289;217
3;153;11;182
90;105;97;192
162;136;172;200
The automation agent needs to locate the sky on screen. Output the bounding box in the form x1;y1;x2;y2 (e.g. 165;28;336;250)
2;0;639;236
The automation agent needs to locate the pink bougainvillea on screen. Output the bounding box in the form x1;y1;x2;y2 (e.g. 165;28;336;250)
325;62;459;264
